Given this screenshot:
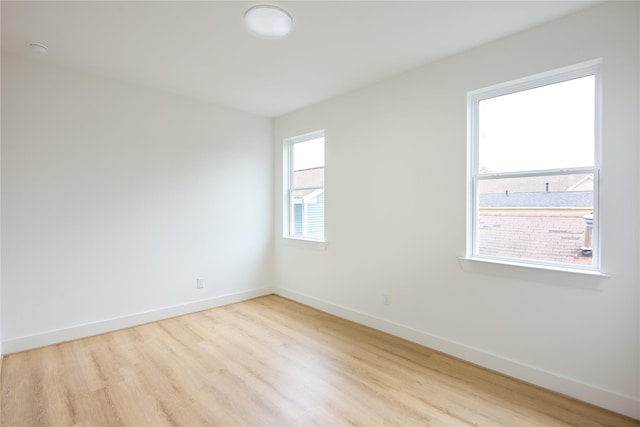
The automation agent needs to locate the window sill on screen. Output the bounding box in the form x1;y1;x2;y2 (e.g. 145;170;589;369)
458;256;609;288
281;237;327;251
459;257;607;276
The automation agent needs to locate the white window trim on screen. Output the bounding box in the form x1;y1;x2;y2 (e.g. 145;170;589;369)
466;59;602;273
283;130;326;243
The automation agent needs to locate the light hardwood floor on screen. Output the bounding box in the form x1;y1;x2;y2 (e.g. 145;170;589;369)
2;295;638;426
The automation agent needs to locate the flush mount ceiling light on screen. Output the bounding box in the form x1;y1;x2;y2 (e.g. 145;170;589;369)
29;42;48;54
244;5;293;39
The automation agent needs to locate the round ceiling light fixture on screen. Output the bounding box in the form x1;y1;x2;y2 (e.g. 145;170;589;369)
29;42;48;54
244;4;293;39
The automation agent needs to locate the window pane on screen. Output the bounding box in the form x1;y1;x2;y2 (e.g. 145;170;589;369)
293;166;324;188
293;137;324;169
291;189;325;239
477;174;593;266
479;76;594;174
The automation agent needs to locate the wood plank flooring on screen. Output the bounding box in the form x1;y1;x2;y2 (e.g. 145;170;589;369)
2;295;638;426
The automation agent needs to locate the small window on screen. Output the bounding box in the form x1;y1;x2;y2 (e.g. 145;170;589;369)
467;60;601;270
284;131;325;241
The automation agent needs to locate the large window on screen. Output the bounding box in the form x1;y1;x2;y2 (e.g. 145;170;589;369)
285;131;325;241
467;60;601;270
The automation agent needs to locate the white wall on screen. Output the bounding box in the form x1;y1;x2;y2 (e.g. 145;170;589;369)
0;34;3;358
1;53;274;351
274;1;639;419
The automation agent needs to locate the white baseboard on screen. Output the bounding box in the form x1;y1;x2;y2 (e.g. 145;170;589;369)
3;287;274;354
274;287;640;421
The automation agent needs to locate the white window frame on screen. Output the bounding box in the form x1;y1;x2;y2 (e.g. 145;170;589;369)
466;59;602;272
283;130;325;242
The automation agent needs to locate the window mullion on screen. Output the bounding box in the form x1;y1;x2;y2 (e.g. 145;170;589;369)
291;185;324;192
478;167;597;181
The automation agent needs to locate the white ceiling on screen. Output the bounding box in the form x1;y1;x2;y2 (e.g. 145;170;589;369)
2;1;600;117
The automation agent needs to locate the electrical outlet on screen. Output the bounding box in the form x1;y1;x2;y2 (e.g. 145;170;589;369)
196;278;204;289
383;294;391;306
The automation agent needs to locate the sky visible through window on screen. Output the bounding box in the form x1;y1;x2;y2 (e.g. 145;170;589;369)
479;75;595;174
293;136;324;171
